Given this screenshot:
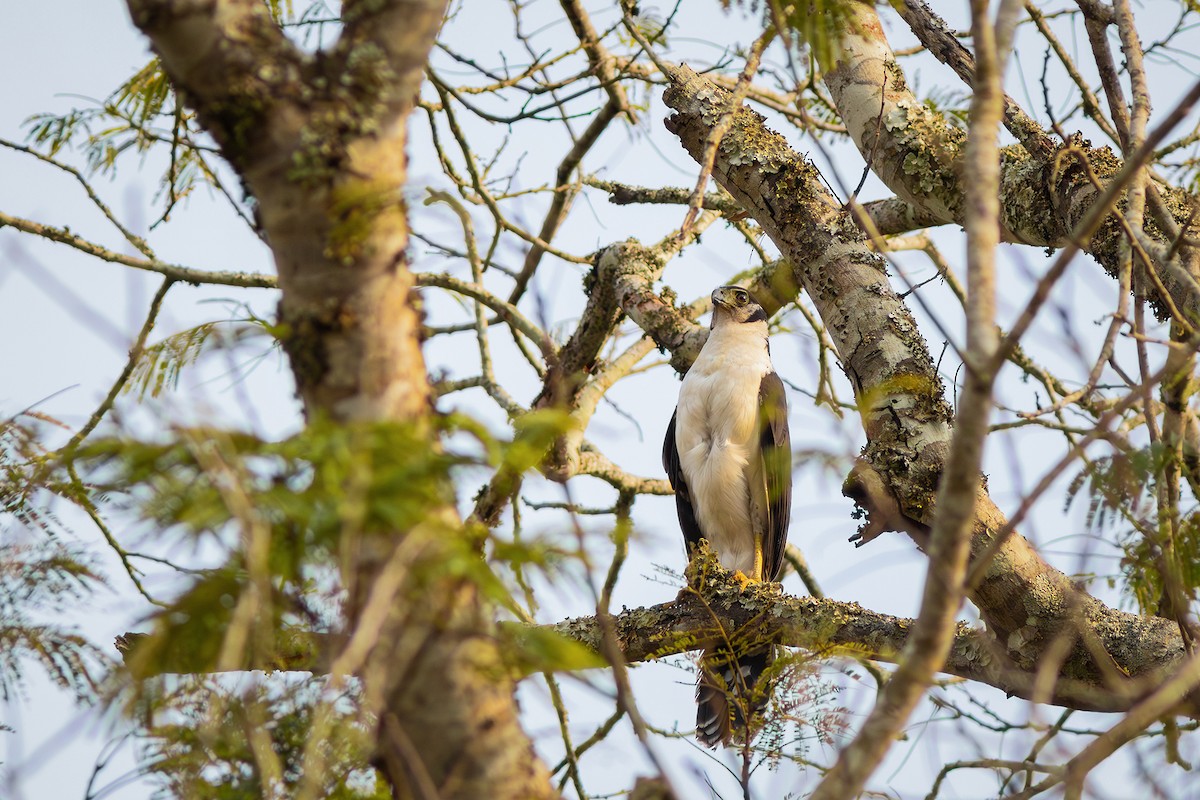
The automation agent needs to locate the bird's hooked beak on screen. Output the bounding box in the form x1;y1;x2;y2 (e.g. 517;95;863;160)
711;285;750;309
709;285;766;329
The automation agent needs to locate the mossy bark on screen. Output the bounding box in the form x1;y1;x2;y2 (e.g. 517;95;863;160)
125;2;556;797
824;0;1200;321
661;63;1190;708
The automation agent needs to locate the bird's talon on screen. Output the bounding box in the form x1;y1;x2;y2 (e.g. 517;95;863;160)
732;570;754;590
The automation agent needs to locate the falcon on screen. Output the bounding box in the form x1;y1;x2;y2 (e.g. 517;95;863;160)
662;285;792;747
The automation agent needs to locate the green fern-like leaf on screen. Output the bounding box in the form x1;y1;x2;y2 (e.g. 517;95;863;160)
24;109;90;157
124;320;274;400
723;0;856;74
140;678;388;800
1064;448;1159;534
109;59;173;134
1067;445;1200;612
0;541;108;701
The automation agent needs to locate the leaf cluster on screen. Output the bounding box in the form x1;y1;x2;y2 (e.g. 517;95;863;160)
139;678;388;800
2;413;58;533
1066;447;1159;535
82;418;461;676
24;58;230;222
89;409;593;793
82;419;454;552
83;407;579;676
722;0;856;73
123;317;276;401
0;540;108;701
1121;510;1200;614
1067;445;1200;612
756;650;847;768
0;414;110;701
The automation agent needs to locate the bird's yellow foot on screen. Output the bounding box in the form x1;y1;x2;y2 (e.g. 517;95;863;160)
732;570;757;591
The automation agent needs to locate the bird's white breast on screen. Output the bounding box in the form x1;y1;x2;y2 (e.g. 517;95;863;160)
675;323;772;575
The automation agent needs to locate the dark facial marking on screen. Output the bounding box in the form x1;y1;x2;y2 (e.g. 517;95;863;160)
744;305;768;324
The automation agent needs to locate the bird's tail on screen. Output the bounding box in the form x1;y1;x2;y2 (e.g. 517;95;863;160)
695;644;775;748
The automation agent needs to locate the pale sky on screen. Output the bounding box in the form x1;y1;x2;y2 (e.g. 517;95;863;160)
3;2;1197;798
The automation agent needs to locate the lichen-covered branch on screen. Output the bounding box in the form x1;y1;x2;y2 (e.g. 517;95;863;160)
810;4;1014;794
894;0;1055;159
550;552;1190;715
659;61;1190;715
115;550;1198;716
825;0;1200;321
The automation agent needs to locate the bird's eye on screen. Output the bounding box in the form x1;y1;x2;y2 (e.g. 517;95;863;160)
735;290;749;304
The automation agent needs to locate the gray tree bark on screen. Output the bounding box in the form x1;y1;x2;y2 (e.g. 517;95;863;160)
124;1;556;797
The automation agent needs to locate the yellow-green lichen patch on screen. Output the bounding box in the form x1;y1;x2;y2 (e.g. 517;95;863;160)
287;43;398;190
999;145;1061;245
324;180;403;266
721;109;792;174
881;99;965;215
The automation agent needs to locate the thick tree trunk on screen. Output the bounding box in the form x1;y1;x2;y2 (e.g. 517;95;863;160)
125;1;555;797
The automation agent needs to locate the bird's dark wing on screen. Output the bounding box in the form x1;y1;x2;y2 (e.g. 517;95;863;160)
758;372;791;581
663;409;704;555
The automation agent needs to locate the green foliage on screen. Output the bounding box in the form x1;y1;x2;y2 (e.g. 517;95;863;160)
2;414;55;533
81;419;458;679
83;420;449;550
127;567;288;678
508;408;578;473
72;408;579;793
499;622;607;674
1067;445;1200;612
1065;447;1159;535
722;0;856;74
0;540;108;701
24;58;232;221
0;414;109;701
27;59;173;172
139;678;388;800
124;318;276;400
1121;512;1200;613
754;649;847;767
81;408;577;675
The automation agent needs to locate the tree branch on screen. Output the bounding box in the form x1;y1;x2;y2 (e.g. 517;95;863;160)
810;3;1015;794
0;210;276;288
658;60;1190;712
116;549;1197;716
827;0;1200;321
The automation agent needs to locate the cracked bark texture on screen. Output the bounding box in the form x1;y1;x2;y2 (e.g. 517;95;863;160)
660;62;1190;715
124;1;555;798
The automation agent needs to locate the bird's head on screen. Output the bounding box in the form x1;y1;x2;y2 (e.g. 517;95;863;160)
710;285;767;328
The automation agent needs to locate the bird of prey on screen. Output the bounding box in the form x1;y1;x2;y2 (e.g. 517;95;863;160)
662;285;792;748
